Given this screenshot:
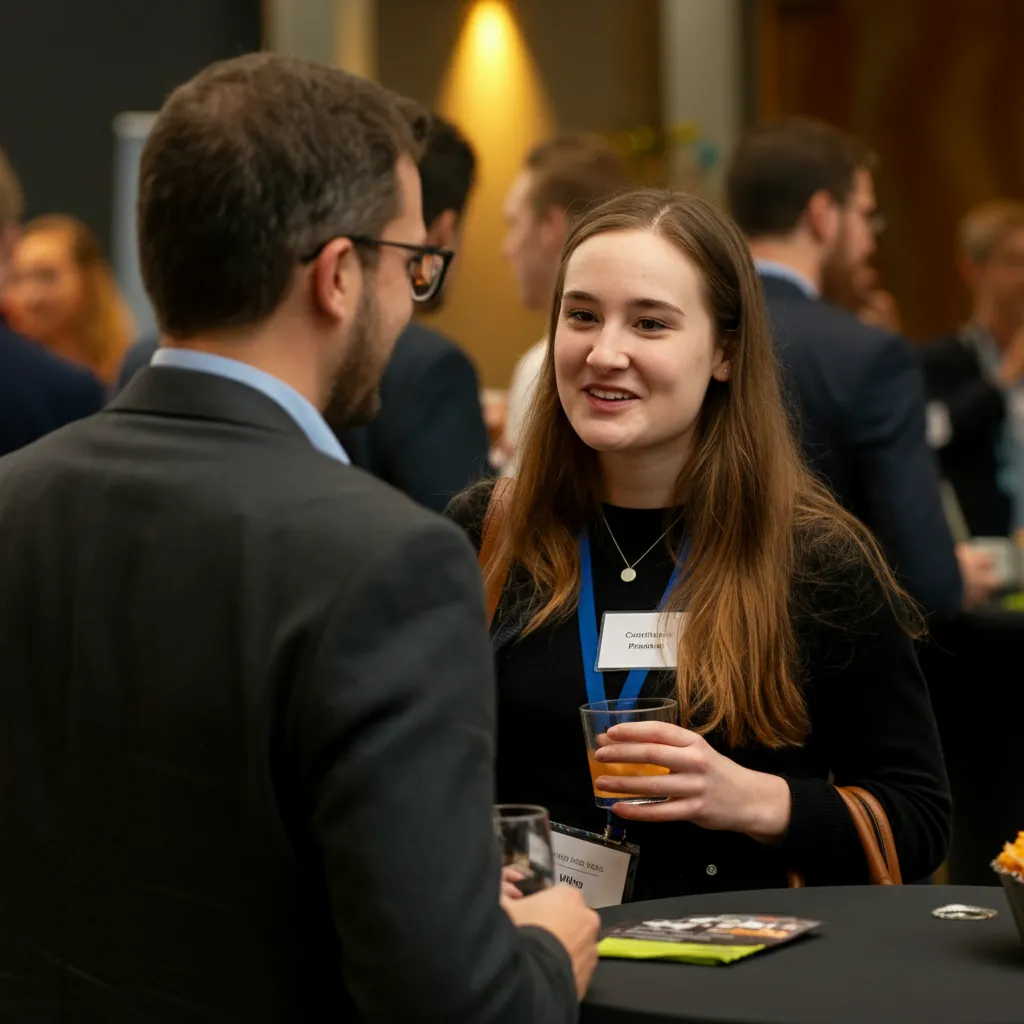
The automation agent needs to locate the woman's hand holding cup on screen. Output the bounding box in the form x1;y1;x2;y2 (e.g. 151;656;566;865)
592;721;792;843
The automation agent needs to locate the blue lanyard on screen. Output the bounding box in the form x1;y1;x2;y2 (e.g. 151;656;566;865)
577;526;688;705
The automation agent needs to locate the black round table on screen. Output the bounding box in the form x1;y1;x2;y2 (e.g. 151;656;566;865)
582;886;1023;1023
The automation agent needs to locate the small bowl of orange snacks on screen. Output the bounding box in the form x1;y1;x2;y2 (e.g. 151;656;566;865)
992;832;1024;940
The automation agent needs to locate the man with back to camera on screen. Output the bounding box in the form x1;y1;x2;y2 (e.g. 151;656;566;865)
919;200;1024;540
725;117;998;615
495;133;627;470
118;116;492;514
0;146;104;454
331;115;492;511
0;54;597;1023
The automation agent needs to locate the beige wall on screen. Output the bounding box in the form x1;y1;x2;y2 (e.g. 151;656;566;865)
660;0;743;199
377;0;660;388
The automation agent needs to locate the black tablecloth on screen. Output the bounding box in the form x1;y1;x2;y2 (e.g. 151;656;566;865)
583;885;1023;1023
921;608;1024;885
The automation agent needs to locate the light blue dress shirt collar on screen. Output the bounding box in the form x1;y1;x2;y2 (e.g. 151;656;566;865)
754;259;819;299
150;347;349;465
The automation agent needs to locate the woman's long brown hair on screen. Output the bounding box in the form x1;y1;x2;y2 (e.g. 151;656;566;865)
488;189;921;749
21;215;133;383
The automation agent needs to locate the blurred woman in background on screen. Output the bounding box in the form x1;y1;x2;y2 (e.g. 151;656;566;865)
4;215;133;385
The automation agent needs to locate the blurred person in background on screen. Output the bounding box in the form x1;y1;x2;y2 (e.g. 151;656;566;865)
726;117;995;615
5;214;133;385
0;150;104;455
0;55;596;1022
496;133;627;470
331;115;491;511
919;201;1024;539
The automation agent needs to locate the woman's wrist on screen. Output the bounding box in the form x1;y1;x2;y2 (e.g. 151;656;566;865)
740;770;792;844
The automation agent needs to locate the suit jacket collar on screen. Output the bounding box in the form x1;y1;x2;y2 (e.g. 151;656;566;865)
108;364;313;446
758;272;818;304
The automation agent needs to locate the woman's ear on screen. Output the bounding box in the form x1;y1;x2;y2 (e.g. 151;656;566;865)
711;342;731;382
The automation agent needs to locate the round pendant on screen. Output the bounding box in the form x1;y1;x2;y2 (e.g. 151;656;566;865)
620;567;637;583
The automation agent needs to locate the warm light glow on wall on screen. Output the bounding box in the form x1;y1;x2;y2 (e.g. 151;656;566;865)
472;1;511;61
428;0;556;388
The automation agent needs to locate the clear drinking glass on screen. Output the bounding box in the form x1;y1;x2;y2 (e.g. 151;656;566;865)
580;697;678;809
494;804;555;896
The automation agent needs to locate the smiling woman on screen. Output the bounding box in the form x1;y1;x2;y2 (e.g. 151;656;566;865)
554;230;729;490
446;188;952;901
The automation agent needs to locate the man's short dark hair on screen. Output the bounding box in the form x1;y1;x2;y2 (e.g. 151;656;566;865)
726;118;874;238
524;133;627;224
138;53;428;338
419;116;476;229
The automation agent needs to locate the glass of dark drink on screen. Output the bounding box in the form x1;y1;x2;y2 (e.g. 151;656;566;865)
494;804;555;896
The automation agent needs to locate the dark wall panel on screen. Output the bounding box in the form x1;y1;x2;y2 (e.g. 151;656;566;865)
758;0;1024;341
0;0;262;250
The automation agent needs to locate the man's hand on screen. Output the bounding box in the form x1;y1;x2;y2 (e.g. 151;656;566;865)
503;886;600;999
857;289;902;333
956;542;1001;611
500;865;527;902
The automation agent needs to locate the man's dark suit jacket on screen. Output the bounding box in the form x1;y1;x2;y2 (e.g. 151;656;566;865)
918;332;1011;537
0;319;105;456
761;273;962;616
0;367;574;1022
334;322;491;512
117;322;491;513
115;332;156;388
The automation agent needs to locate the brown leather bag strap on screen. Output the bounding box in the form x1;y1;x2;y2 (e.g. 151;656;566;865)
478;478;514;626
787;784;902;888
837;785;902;885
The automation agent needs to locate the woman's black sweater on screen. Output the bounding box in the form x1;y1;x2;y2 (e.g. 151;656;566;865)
447;481;951;900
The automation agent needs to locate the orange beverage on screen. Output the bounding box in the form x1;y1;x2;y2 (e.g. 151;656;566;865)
580;698;678;808
587;754;671;800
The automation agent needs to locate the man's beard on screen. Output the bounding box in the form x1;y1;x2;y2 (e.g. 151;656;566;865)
821;256;858;313
820;222;867;313
323;285;387;429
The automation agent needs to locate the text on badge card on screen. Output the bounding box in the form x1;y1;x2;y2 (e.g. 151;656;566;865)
596;612;685;672
550;823;639;909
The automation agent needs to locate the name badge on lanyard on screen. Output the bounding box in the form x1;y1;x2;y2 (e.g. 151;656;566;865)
596;611;686;671
578;528;689;706
563;527;689;907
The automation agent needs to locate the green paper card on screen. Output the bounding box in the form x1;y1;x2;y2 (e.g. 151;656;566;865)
599;914;820;966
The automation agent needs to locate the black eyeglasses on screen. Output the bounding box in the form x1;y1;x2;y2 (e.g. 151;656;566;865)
301;235;454;303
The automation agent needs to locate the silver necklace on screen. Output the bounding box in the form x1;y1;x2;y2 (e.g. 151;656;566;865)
600;509;682;583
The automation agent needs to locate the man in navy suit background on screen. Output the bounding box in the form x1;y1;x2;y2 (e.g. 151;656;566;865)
725;118;996;615
118;117;490;513
331;116;491;510
0;147;104;456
